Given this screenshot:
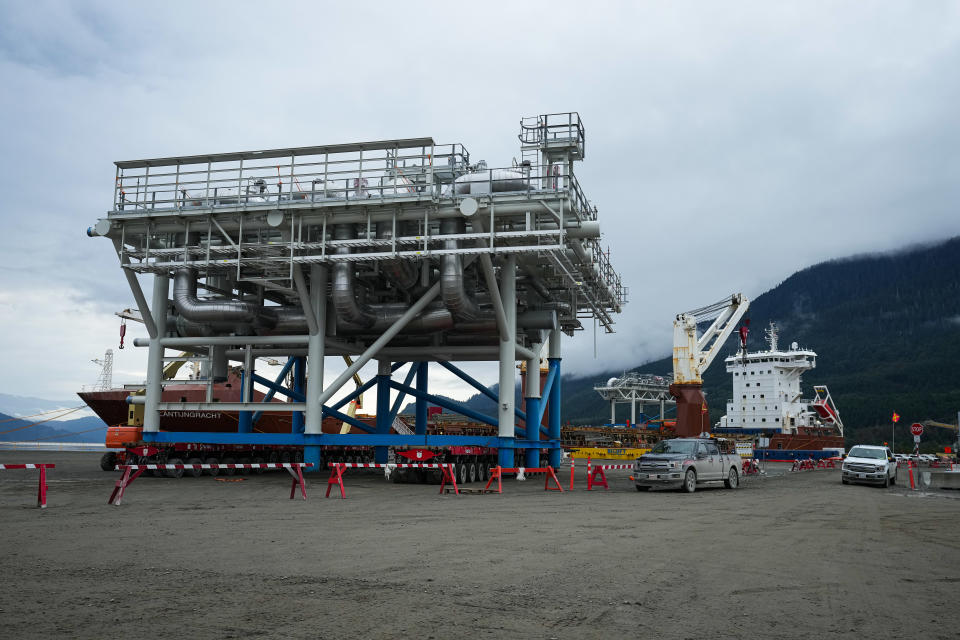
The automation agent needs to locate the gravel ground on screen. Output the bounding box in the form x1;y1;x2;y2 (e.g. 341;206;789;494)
1;452;958;639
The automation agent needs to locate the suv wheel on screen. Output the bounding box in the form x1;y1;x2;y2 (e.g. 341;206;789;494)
681;469;697;493
724;467;739;489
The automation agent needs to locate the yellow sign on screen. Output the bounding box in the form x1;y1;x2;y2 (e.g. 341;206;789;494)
569;447;650;460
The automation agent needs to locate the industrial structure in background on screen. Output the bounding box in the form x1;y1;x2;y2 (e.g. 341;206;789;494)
593;371;674;427
85;113;624;474
670;293;749;437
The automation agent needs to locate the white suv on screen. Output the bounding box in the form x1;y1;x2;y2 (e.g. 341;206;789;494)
842;445;897;487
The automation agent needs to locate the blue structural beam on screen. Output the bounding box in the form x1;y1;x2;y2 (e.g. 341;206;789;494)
374;365;391;463
142;430;558;449
438;360;528;423
389;380;499;428
330;361;407;412
321;405;374;433
548;357;562;468
292;357;305;433
250;359;298;425
251;373;305;402
389;363;421;425
415;361;428;435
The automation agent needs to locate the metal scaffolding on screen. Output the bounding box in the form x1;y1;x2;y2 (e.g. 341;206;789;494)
90;112;625;469
593;372;674;426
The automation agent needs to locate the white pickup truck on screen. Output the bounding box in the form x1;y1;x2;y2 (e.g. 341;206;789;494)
633;437;742;493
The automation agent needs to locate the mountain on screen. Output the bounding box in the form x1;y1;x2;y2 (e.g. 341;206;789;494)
0;412;109;442
0;393;85;418
403;236;960;451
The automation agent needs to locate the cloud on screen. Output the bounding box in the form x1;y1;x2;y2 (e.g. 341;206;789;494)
1;1;959;398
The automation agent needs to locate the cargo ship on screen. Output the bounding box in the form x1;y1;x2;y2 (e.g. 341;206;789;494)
715;323;845;461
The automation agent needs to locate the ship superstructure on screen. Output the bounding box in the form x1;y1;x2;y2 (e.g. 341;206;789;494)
717;323;844;460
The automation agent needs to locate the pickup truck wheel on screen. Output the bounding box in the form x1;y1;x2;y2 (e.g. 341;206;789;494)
882;473;890;488
681;469;697;493
890;470;897;485
724;467;739;489
636;485;650;492
841;477;849;484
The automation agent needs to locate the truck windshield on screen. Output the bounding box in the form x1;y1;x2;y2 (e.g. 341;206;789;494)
650;440;697;455
848;447;885;459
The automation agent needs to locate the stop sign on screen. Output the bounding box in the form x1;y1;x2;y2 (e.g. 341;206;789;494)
910;423;924;436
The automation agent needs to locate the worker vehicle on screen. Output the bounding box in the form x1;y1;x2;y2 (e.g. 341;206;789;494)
841;445;897;487
633;437;742;493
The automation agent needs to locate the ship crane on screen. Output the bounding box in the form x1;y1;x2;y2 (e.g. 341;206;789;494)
671;293;750;437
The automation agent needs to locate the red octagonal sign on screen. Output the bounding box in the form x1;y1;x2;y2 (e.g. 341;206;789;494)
910;423;924;436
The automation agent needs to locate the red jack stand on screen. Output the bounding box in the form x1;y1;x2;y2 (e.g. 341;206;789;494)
325;463;347;499
438;463;460;495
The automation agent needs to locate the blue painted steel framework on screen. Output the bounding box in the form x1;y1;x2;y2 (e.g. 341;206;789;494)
142;356;565;466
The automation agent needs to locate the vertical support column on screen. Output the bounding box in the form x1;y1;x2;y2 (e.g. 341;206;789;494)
610;400;616;426
143;274;169;433
660;398;666;424
524;345;541;469
498;255;517;468
630;391;636;427
548;328;562;469
375;360;391;464
304;265;328;472
415;361;428;435
291;357;305;433
238;346;254;433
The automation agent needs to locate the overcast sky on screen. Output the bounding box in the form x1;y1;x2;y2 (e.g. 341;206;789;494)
1;1;958;407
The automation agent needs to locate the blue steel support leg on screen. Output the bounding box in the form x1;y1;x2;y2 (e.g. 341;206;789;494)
238;368;253;433
548;357;562;469
415;361;428;435
292;357;305;433
375;361;391;463
525;397;541;468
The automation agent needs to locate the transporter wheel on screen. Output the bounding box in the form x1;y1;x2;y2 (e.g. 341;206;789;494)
186;457;204;478
724;467;739;490
636;485;650;492
165;458;185;479
238;457;253;476
280;451;292;464
681;469;697;493
429;468;443;484
204;457;220;476
457;463;468;485
252;456;266;474
467;462;477;484
221;456;237;476
100;452;117;471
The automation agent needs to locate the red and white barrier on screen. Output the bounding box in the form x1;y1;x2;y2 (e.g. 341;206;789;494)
483;466;564;494
325;462;460;498
585;457;634;491
0;463;55;508
107;463;312;506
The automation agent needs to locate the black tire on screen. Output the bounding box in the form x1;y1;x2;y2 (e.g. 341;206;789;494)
100;452;117;471
165;458;185;479
204;457;220;476
724;467;739;490
636;485;650;492
841;478;849;485
467;462;477;484
429;468;443;484
681;469;697;493
238;457;253;476
186;457;204;478
252;456;266;474
478;463;488;482
882;474;890;488
890;470;897;485
221;456;237;476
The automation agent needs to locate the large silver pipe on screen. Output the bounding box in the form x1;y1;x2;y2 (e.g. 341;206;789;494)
440;217;483;321
173;268;276;328
331;224;376;328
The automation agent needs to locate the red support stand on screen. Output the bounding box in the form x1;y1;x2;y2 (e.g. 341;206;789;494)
569;457;575;491
439;463;460;495
108;466;147;506
484;466;503;494
37;465;48;509
325;463;347;499
544;466;564;492
587;465;609;491
287;465;308;500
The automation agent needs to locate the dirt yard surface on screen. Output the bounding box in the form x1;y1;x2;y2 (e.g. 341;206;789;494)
1;453;958;639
